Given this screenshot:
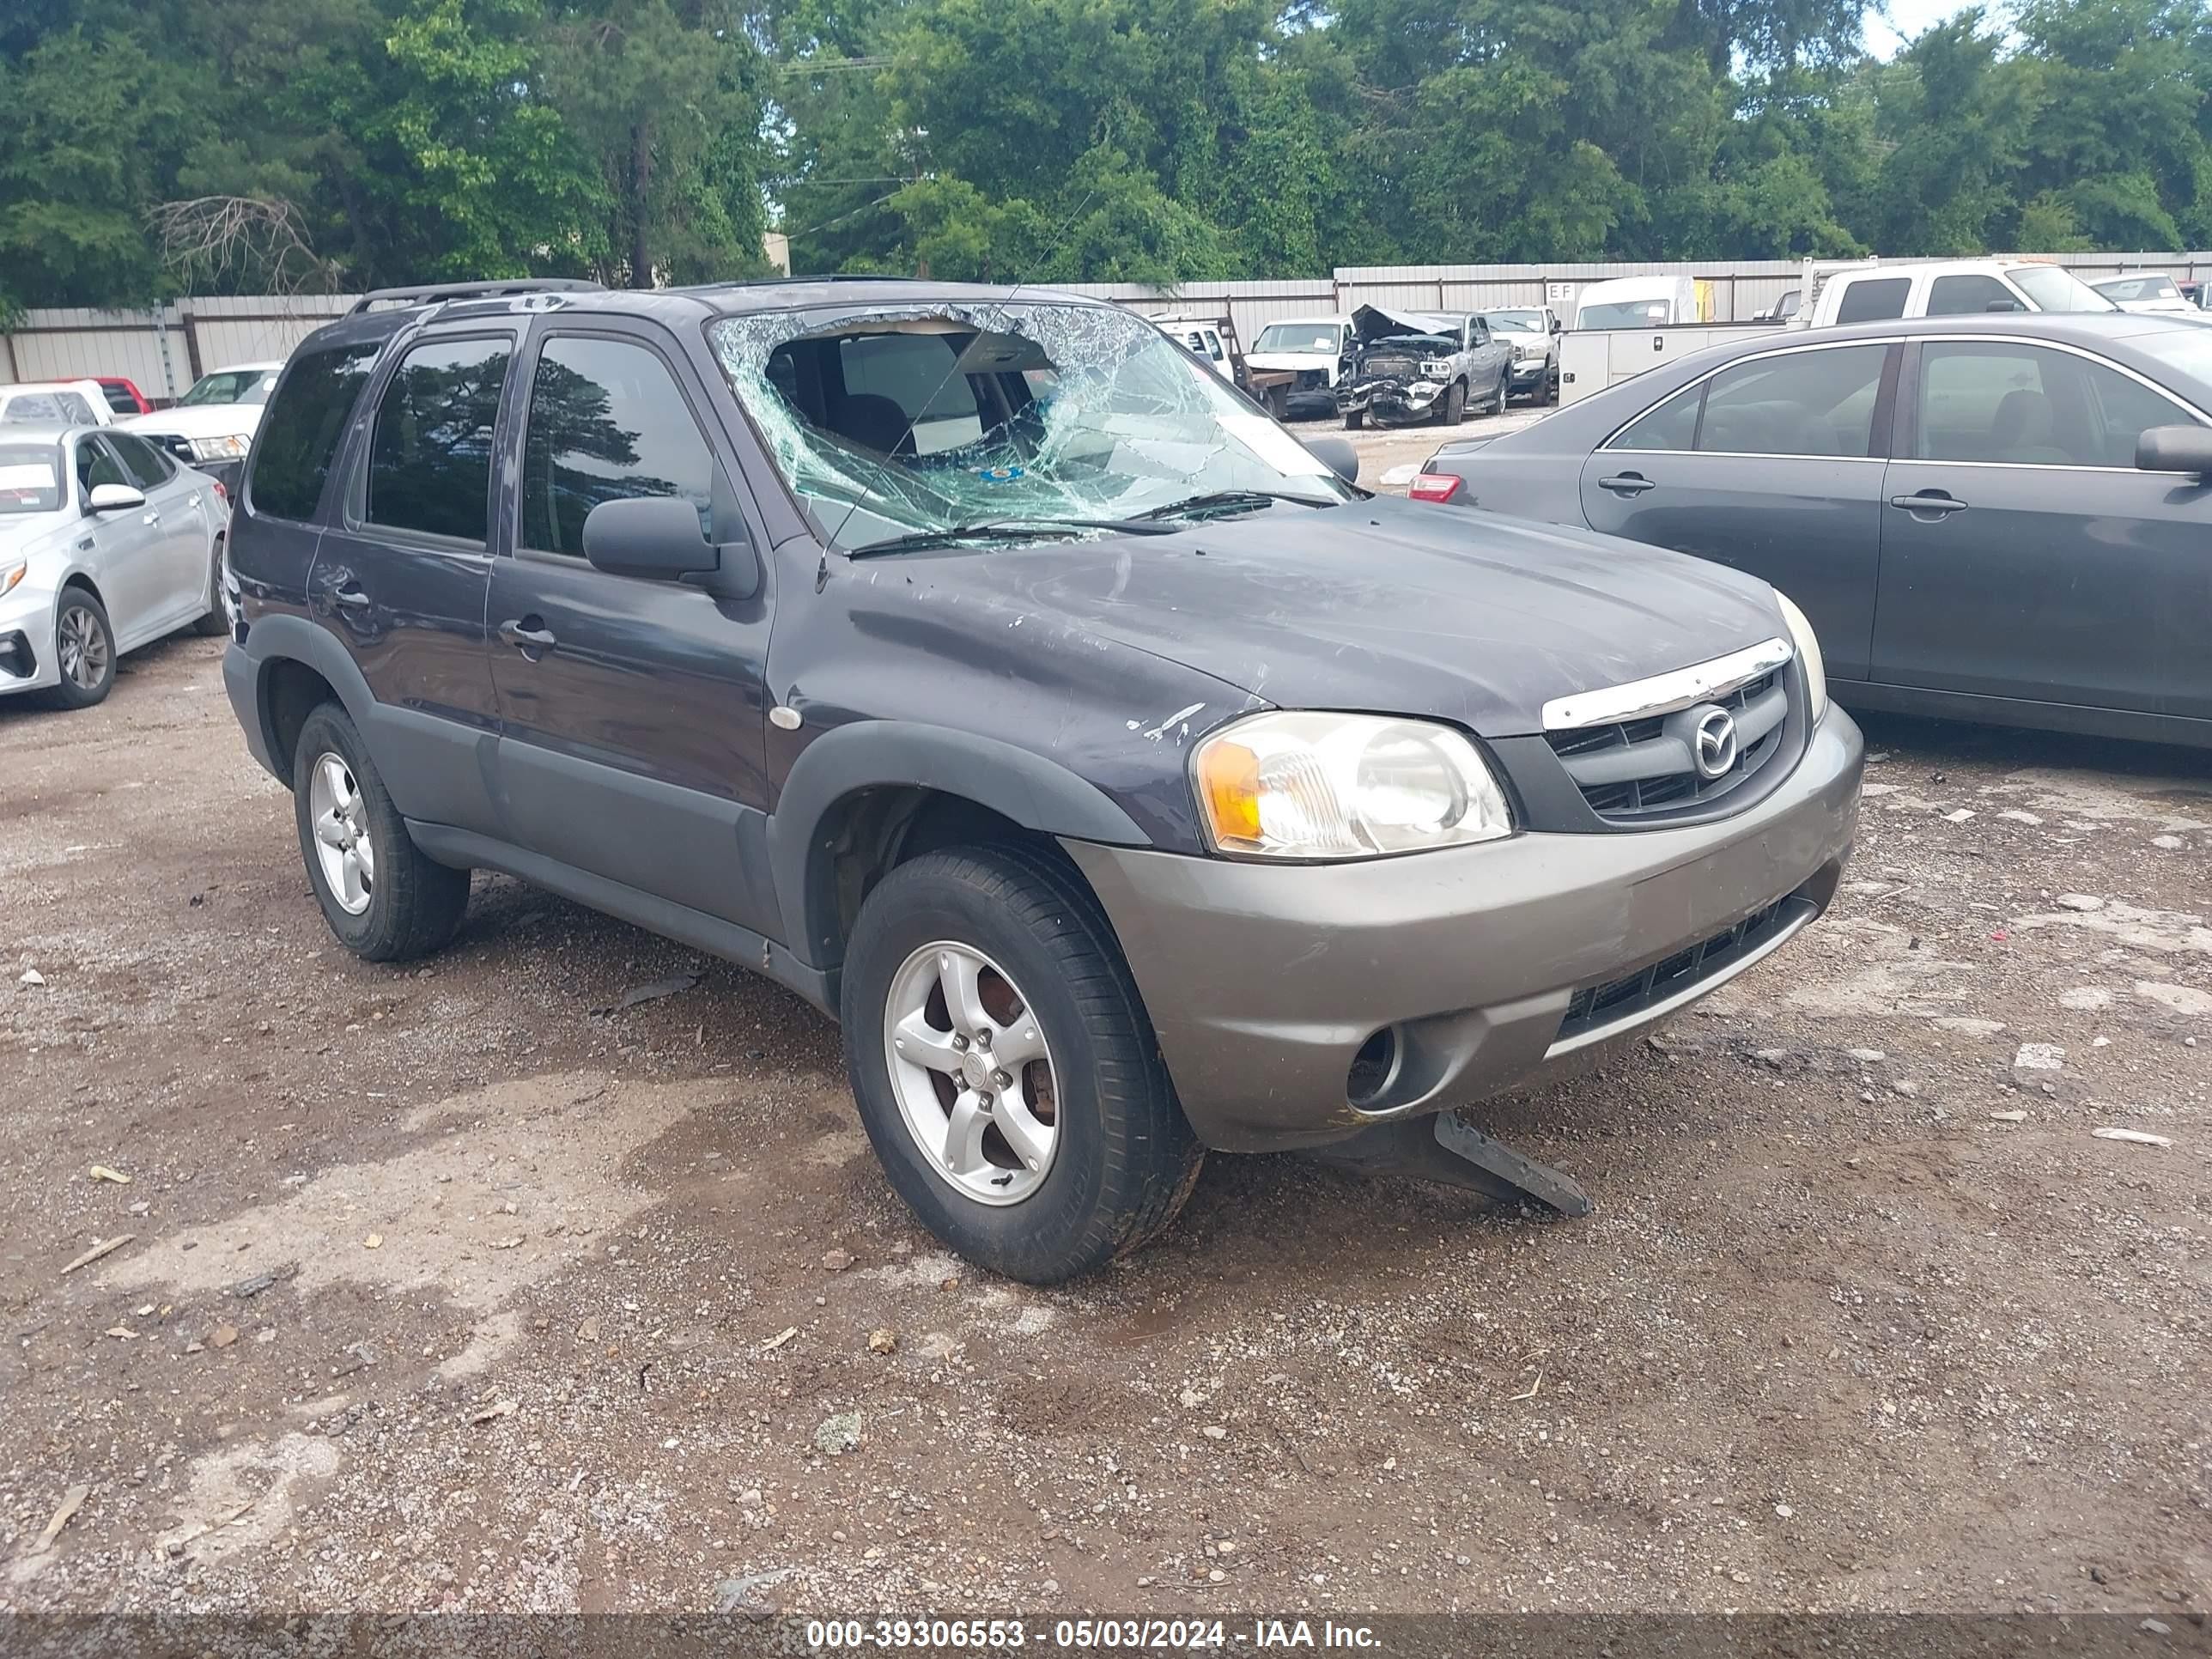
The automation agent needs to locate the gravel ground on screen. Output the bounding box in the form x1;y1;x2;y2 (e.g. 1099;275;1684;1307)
2;620;2206;1621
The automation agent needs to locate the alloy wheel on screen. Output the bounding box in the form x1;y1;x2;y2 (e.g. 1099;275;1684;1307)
883;939;1060;1205
307;751;376;915
56;604;109;692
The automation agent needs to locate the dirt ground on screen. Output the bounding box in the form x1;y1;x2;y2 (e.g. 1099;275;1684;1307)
2;612;2207;1621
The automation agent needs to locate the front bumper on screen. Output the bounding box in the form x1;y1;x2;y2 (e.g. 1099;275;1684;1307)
1063;706;1863;1152
1509;358;1552;386
1335;375;1441;421
0;581;60;696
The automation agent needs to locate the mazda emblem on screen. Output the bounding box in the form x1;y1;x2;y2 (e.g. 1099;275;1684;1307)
1693;708;1739;780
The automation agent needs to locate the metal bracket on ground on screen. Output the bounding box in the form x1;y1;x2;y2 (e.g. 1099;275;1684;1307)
1304;1108;1592;1216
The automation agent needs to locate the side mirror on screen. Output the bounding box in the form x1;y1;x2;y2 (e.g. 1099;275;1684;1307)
1304;435;1359;486
581;495;759;599
2136;424;2212;478
1984;299;2026;313
87;483;146;513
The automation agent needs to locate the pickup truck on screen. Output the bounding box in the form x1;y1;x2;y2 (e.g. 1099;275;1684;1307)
1335;305;1512;428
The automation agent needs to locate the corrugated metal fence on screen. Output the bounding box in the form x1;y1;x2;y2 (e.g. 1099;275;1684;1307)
8;254;2211;389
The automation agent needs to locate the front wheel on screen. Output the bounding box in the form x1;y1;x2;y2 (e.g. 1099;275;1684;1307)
46;590;116;710
291;702;471;962
841;844;1203;1284
1342;409;1365;430
1436;380;1466;424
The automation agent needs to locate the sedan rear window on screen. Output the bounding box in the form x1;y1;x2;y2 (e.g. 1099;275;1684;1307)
0;445;62;513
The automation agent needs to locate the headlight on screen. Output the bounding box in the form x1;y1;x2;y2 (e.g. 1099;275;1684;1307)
1775;591;1827;720
0;560;24;598
1418;360;1453;379
1192;712;1513;860
190;434;249;461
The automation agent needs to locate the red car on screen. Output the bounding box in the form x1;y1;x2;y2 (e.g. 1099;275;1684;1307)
37;375;155;416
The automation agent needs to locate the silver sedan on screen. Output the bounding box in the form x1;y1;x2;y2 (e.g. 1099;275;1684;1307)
0;424;230;710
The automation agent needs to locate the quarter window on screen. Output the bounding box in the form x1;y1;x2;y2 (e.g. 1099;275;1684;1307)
1833;276;1911;324
520;336;715;556
1916;341;2202;467
1695;344;1886;458
365;336;512;543
252;341;381;522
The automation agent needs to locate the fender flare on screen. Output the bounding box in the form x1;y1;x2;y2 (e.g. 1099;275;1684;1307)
769;720;1149;969
231;611;380;770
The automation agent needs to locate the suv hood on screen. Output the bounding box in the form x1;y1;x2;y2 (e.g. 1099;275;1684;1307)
940;495;1787;738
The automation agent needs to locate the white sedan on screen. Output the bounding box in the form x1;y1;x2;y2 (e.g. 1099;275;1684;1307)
2087;273;2201;316
116;361;283;466
0;424;229;710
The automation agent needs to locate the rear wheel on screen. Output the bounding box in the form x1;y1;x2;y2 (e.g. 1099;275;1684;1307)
292;702;471;962
46;591;115;710
1342;409;1365;430
842;844;1203;1284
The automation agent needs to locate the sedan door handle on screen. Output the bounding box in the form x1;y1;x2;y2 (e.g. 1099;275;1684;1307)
499;617;557;652
141;511;162;526
1889;491;1970;515
1597;473;1656;496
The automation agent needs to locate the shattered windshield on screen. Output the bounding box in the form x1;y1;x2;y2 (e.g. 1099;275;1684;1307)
708;301;1356;550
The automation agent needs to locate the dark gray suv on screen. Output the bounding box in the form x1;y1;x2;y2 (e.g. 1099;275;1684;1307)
222;277;1863;1282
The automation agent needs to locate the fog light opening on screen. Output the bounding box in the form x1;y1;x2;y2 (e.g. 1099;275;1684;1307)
1346;1025;1403;1110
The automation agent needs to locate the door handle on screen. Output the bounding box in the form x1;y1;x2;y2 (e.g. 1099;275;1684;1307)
1597;473;1656;496
499;617;557;653
1889;491;1969;515
331;584;372;611
141;511;161;526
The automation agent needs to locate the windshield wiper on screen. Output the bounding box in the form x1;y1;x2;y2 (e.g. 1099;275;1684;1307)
851;517;1174;558
1126;489;1335;524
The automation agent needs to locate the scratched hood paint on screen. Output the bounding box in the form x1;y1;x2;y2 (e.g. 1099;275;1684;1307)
905;494;1788;738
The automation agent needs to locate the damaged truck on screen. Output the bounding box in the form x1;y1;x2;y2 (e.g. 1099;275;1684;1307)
1335;304;1514;428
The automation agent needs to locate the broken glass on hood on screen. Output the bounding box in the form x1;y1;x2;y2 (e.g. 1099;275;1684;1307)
707;300;1357;551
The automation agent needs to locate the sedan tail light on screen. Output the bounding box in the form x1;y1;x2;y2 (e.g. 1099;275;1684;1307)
1408;472;1463;503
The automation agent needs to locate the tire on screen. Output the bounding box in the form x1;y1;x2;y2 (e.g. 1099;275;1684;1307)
1436;380;1465;425
1266;384;1290;420
291;702;471;963
1342;409;1365;430
44;589;116;710
191;534;228;636
841;842;1204;1284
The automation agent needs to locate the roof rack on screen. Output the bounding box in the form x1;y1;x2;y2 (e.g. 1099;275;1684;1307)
349;279;605;314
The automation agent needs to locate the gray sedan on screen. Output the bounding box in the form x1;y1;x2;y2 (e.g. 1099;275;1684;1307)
1415;313;2212;750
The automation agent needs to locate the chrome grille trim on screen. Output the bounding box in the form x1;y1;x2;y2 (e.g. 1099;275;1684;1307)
1542;638;1793;732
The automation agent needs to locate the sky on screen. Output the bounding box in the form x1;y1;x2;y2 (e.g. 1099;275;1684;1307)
1863;0;1988;58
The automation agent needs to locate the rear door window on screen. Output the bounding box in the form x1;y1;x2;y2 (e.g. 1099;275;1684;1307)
57;392;99;424
1833;277;1911;324
251;340;382;522
364;335;513;544
520;334;716;556
1694;344;1887;457
1609;380;1705;451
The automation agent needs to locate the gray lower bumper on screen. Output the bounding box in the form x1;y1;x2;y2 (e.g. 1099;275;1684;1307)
1063;707;1863;1152
222;641;282;780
